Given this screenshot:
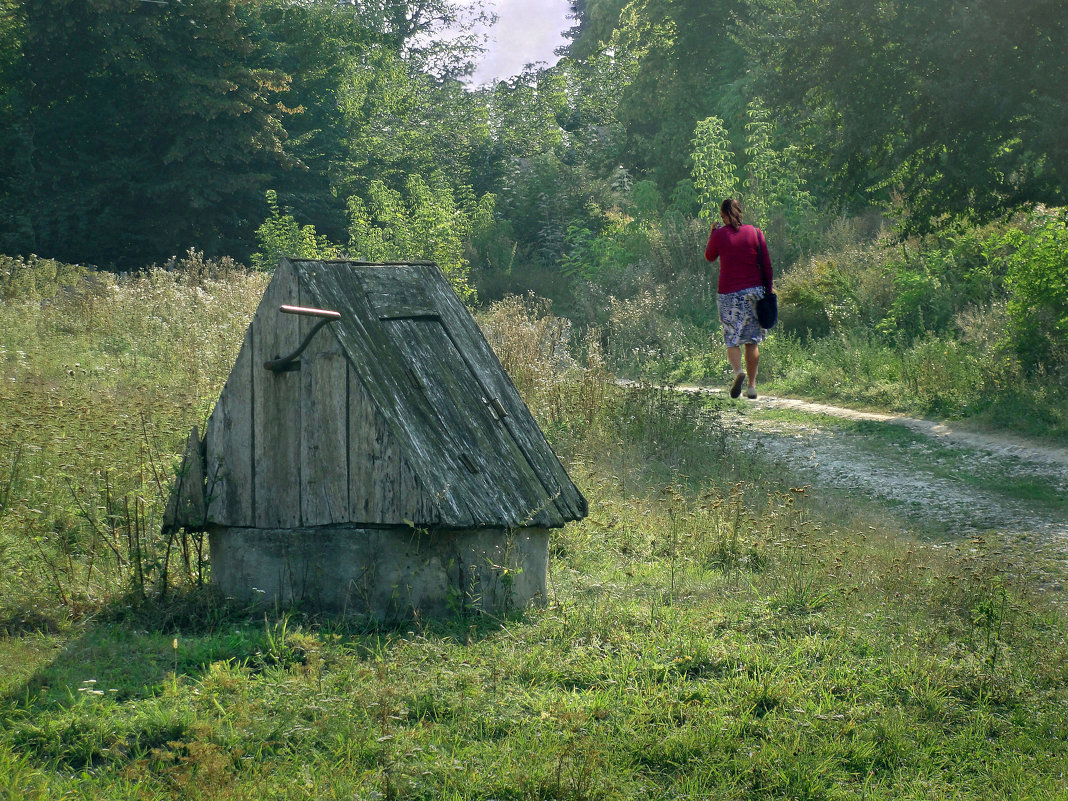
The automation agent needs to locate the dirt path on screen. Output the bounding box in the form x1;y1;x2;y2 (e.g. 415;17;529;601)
672;384;1068;540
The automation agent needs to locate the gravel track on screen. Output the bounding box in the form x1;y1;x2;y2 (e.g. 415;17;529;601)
672;385;1068;540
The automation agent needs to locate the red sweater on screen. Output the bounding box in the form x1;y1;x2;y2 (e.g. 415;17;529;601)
704;224;773;294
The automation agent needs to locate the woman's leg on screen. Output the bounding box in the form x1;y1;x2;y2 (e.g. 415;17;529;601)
744;343;759;388
726;345;743;374
726;345;745;397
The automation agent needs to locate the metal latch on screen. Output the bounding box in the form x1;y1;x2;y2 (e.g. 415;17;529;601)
482;396;509;420
264;305;341;373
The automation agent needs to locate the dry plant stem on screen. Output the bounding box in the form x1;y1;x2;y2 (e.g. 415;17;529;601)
65;476;119;565
0;444;21;509
28;532;68;607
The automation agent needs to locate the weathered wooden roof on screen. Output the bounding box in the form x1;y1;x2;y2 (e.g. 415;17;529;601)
165;259;587;532
216;258;587;531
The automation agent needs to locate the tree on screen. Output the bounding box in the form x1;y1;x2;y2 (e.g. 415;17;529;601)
252;190;340;271
566;0;629;59
0;0;31;254
579;0;748;192
347;174;483;301
245;0;493;243
338;0;493;78
690;115;737;218
243;0;379;245
740;0;1068;231
691;99;817;262
474;67;602;267
21;0;293;266
336;45;490;203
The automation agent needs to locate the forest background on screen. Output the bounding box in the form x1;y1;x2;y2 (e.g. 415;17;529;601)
1;0;1066;436
1;3;1068;797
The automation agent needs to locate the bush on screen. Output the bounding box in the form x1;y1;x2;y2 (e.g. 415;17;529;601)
775;256;853;339
348;174;483;303
775;240;898;341
478;293;611;436
900;337;987;417
0;254;88;302
252;190;339;271
1000;209;1068;372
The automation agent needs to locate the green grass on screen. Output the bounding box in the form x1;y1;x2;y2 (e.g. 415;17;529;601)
625;317;1068;445
0;254;267;618
845;421;1067;511
2;261;1067;799
3;514;1067;799
756;330;1068;444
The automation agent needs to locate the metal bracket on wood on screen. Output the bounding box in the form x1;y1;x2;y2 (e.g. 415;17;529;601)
482;396;509;421
264;305;342;373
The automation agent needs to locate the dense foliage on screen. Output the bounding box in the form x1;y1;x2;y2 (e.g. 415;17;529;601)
741;0;1067;230
10;0;295;265
0;0;1064;416
2;0;1061;267
0;0;492;266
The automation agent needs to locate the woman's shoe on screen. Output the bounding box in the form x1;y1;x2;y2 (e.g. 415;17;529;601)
745;386;757;399
730;372;745;398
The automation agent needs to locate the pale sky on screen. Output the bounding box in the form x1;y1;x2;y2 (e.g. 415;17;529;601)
465;0;573;85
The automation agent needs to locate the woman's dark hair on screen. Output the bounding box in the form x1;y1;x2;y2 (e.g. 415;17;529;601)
720;198;743;230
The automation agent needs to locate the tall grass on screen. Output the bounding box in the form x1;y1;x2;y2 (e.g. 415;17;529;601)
539;212;1068;440
0;260;1066;799
0;252;266;621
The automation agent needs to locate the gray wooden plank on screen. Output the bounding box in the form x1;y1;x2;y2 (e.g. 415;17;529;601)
309;261;534;525
291;259;586;528
428;266;588;521
386;317;559;527
163;425;205;530
347;366;439;526
253;263;302;528
346;364;377;521
358;263;435;316
368;403;405;522
298;261;476;526
396;453;439;526
300;316;348;526
205;328;254;526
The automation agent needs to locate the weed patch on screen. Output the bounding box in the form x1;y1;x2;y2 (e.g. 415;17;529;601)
1;267;1066;798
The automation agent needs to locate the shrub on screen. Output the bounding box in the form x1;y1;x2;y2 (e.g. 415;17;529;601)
775;256;853;339
775;239;899;341
1000;209;1068;371
252;190;339;271
348;174;482;303
0;254;88;302
478;293;611;435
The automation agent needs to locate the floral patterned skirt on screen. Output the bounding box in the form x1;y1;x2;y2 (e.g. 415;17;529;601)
718;286;766;347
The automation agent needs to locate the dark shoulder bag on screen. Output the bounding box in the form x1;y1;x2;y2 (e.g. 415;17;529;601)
755;233;777;328
756;285;777;328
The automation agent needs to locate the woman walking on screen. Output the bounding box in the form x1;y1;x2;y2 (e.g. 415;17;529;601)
704;198;773;399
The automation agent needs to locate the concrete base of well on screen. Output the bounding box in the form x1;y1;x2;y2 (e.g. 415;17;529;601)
208;525;549;619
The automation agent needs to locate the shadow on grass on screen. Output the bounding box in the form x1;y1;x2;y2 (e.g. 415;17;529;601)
1;586;529;711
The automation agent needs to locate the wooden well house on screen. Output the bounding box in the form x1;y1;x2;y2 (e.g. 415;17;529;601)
165;258;587;618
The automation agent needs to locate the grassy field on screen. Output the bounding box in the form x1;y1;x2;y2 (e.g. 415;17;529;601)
1;259;1067;799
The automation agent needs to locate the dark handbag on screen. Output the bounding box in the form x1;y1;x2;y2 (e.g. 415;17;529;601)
756;286;777;328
